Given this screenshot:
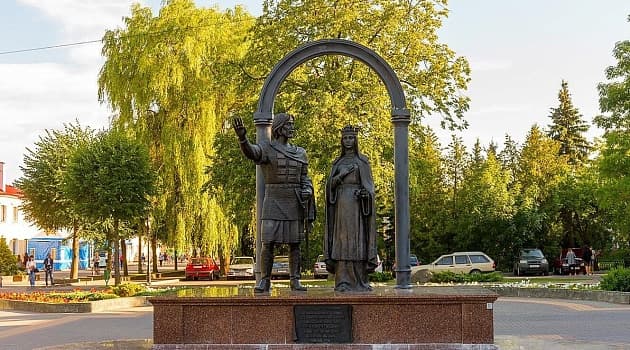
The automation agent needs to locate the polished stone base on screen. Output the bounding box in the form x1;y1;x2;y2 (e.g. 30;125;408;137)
149;286;498;348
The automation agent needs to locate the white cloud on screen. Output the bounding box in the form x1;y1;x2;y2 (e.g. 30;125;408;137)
468;59;513;72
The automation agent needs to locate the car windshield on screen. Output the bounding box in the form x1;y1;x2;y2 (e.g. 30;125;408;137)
232;257;252;265
190;258;206;265
521;249;544;258
410;256;418;264
316;255;325;263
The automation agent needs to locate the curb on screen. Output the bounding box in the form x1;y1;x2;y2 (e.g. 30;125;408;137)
489;286;630;304
0;295;150;313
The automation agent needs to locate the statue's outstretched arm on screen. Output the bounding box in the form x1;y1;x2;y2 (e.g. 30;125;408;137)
232;117;261;161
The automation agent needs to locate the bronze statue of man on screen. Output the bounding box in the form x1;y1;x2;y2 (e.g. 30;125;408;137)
324;125;377;292
233;113;315;293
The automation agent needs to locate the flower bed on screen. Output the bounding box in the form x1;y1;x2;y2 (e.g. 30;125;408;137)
0;289;118;303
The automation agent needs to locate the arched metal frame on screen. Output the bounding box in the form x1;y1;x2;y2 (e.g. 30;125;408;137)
253;39;412;288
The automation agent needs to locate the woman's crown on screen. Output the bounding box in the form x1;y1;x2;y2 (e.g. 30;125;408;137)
341;125;360;135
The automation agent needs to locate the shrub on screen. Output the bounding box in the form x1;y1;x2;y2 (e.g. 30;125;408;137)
369;271;394;282
600;268;630;292
430;271;504;283
111;283;146;297
0;237;19;276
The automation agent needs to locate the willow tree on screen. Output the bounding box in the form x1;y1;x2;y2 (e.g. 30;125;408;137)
210;0;471;258
98;0;252;263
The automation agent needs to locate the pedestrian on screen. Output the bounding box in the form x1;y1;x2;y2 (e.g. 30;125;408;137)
43;252;54;287
159;252;164;267
26;255;37;287
22;252;29;269
93;253;100;276
582;244;592;276
566;248;577;276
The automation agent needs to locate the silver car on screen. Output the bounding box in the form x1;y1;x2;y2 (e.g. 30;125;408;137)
313;255;328;278
227;256;255;280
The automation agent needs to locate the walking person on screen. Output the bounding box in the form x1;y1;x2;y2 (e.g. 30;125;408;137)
582;244;592;276
43;252;54;287
26;255;36;287
159;252;164;267
566;248;577;276
92;253;100;275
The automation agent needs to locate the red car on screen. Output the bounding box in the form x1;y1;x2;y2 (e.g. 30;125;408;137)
185;257;220;281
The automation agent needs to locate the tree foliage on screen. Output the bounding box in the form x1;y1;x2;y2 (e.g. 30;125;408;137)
547;80;591;166
98;0;248;259
15;122;95;279
64;129;155;284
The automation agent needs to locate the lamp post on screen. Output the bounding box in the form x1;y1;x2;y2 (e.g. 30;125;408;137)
146;218;151;285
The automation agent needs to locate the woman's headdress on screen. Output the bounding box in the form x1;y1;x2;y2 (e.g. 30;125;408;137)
341;125;360;135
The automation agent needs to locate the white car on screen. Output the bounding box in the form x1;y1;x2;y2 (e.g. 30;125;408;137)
313;255;328;279
227;256;255;280
412;251;495;274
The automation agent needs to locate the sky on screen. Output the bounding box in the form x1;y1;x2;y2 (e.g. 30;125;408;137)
0;0;628;185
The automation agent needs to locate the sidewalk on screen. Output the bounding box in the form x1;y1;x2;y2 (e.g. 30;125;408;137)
0;261;184;291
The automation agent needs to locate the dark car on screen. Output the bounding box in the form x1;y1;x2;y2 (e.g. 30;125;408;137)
513;248;549;276
185;257;220;281
553;248;587;275
271;256;290;279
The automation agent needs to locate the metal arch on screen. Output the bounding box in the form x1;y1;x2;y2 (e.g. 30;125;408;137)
254;39;410;122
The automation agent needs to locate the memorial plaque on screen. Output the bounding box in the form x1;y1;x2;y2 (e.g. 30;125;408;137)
294;304;352;343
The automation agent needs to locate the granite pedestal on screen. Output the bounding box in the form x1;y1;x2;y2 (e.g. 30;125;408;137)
150;285;498;349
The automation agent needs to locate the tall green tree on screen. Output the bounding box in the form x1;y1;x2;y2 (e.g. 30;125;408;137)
64;129;155;285
98;0;249;262
15;123;94;279
0;236;18;276
515;125;569;254
409;125;449;262
547;80;591;166
593;19;630;242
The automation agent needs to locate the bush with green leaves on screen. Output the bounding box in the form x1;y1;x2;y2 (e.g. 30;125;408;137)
600;268;630;292
0;237;18;276
369;271;394;282
430;271;504;283
111;283;146;297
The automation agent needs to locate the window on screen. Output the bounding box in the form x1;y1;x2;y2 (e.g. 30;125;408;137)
469;254;490;263
455;255;469;264
0;205;6;222
436;256;454;265
13;207;18;223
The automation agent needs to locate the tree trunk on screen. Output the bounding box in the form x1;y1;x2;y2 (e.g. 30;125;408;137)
138;233;143;274
121;238;128;276
174;249;178;271
114;219;121;286
152;235;158;273
70;221;79;279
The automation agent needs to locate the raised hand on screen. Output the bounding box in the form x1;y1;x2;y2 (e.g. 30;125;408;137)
232;117;247;140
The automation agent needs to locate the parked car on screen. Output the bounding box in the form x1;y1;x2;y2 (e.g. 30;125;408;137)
313;255;328;279
412;251;496;274
553;248;586;275
185;257;220;281
271;256;290;279
513;248;549;276
227;256;255;280
410;254;420;267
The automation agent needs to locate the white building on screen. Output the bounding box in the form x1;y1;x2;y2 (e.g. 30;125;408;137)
0;162;41;256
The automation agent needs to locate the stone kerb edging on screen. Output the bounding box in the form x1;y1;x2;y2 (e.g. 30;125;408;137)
0;296;149;313
490;286;630;304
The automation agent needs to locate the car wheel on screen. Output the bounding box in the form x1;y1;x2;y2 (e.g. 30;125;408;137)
470;269;481;274
543;270;549;276
514;266;520;276
209;271;214;281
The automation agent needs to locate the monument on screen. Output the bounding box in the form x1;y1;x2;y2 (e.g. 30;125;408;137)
150;39;498;349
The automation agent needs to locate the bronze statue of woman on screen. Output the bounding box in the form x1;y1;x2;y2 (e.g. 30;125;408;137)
324;125;377;292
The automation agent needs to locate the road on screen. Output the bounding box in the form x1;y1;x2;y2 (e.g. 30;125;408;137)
1;295;630;349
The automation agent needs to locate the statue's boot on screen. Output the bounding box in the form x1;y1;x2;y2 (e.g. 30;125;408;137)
289;244;307;291
254;243;274;293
